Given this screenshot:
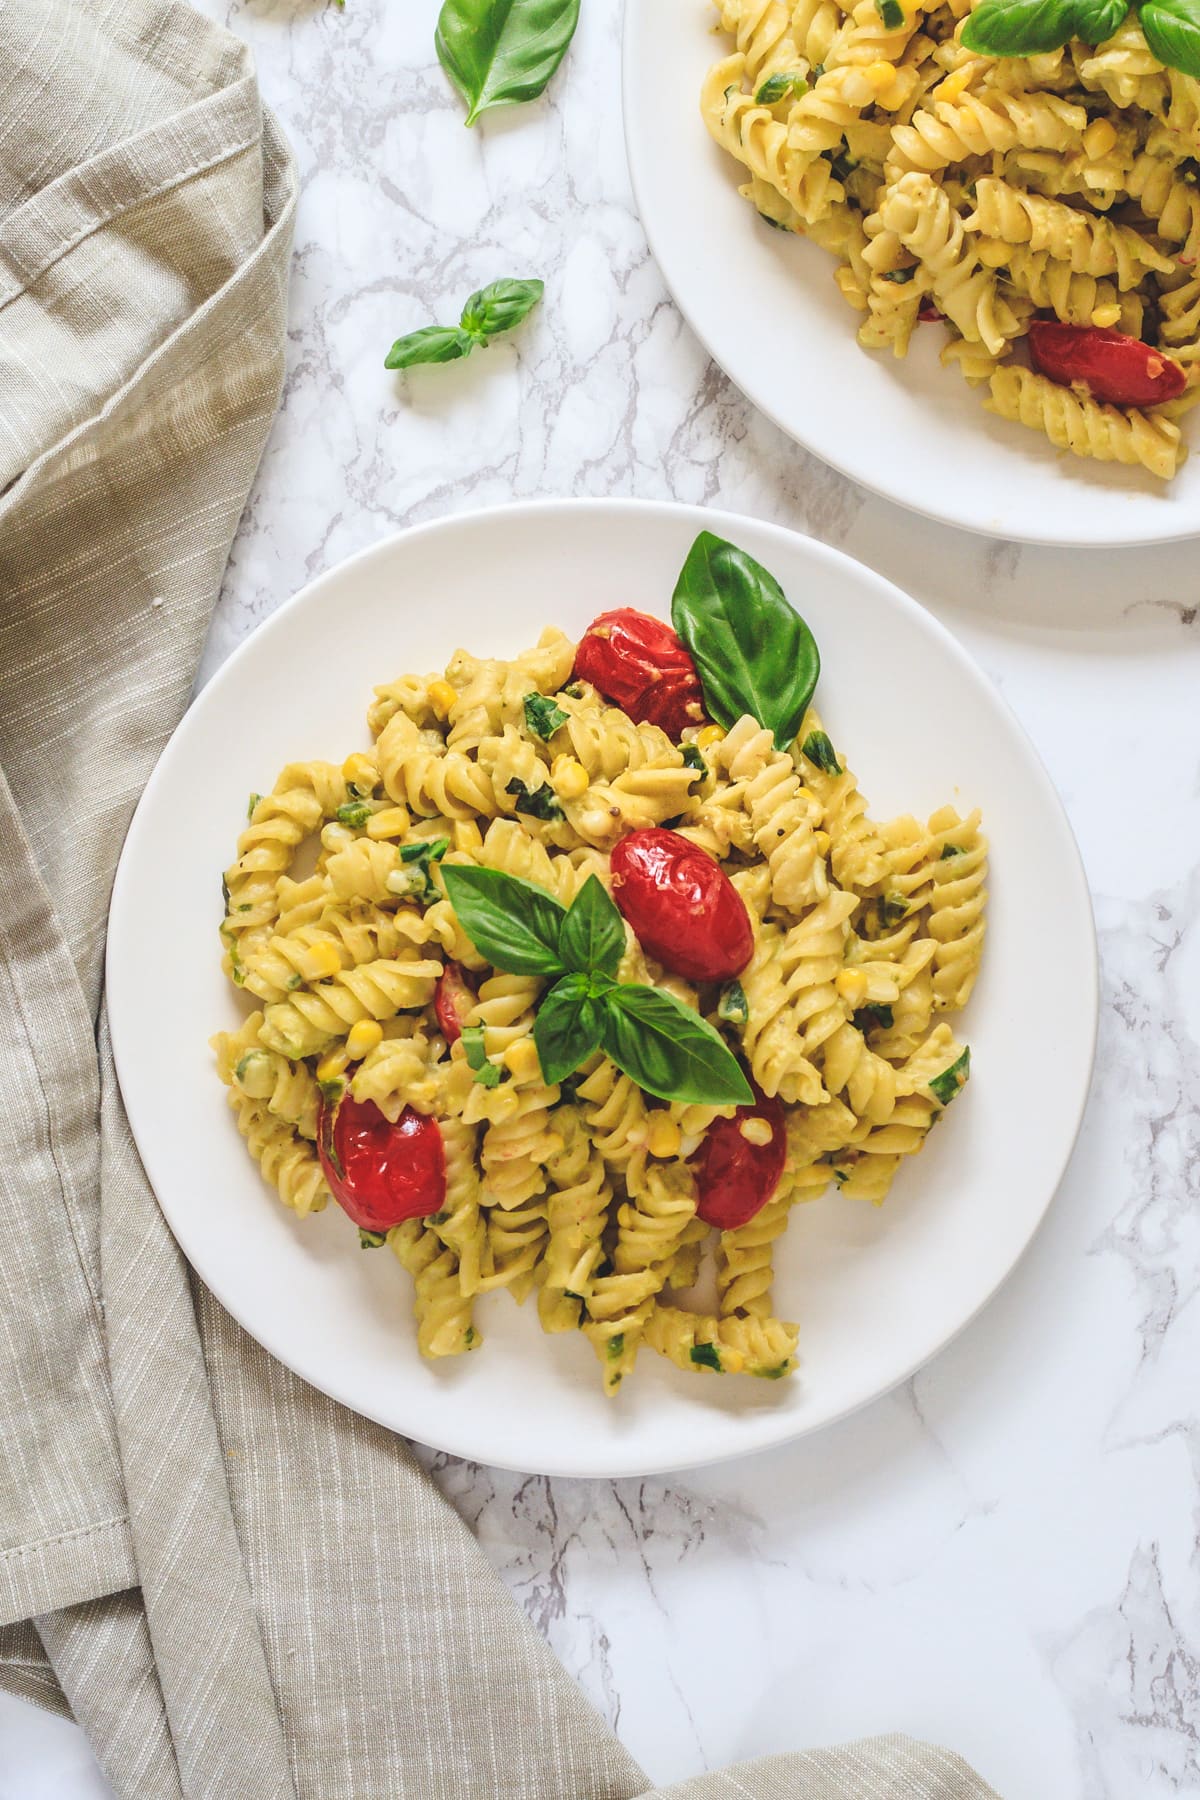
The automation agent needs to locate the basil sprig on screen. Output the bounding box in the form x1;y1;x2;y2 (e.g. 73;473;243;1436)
671;532;821;752
440;867;752;1105
436;0;580;126
961;0;1198;74
385;279;543;371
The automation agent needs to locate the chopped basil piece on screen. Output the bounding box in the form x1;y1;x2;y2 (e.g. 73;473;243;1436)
690;1342;723;1371
286;973;303;990
359;1229;386;1249
607;1333;625;1359
318;1077;346;1106
718;980;749;1027
464;1325;477;1347
462;1023;503;1088
680;742;707;775
853;1002;894;1033
881;266;917;283
505;775;565;821
759;1361;791;1379
875;0;905;26
562;681;585;698
801;729;842;774
940;842;965;859
929;1046;970;1107
247;793;263;819
755;68;807;103
827;149;858;183
400;836;450;864
523;692;570;740
878;893;910;925
336;800;373;829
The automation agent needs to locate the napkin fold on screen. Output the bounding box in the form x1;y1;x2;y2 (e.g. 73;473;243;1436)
0;3;999;1796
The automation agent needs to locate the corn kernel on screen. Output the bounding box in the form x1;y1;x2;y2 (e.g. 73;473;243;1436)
1091;303;1122;328
865;60;895;92
934;65;974;103
454;818;484;853
836;968;870;1006
813;829;831;855
696;724;725;748
316;1047;349;1082
721;1347;746;1374
1083;118;1117;159
341;752;378;792
739;1117;774;1147
551;755;590;800
304;940;343;980
646;1113;682;1158
428;679;458;720
366;805;411;840
504;1038;542;1083
345;1019;384;1060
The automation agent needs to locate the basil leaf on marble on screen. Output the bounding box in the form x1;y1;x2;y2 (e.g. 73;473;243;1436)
461;278;544;345
384;325;474;370
435;0;580;125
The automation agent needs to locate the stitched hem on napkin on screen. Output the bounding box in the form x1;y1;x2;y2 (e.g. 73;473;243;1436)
0;1516;137;1629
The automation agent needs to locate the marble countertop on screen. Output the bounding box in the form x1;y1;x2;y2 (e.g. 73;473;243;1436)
9;2;1199;1796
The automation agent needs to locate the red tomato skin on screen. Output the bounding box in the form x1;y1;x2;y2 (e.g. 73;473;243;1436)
317;1089;446;1232
574;609;706;741
434;961;475;1045
1028;321;1186;409
610;829;753;982
692;1091;787;1230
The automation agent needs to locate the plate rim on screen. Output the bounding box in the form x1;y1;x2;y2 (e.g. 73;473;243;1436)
107;497;1100;1477
620;0;1200;550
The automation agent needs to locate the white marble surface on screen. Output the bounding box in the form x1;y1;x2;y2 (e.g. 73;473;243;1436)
12;0;1200;1793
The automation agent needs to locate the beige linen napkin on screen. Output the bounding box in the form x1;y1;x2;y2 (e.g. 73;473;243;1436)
0;3;999;1795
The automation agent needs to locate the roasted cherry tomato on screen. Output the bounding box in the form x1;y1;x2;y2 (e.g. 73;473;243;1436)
434;960;475;1045
918;300;944;323
692;1088;787;1230
1028;321;1187;409
317;1088;445;1232
574;608;706;741
610;828;752;982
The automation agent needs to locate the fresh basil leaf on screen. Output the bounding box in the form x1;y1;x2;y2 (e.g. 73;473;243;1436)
533;975;604;1084
671;532;821;752
505;775;564;821
384;325;474;370
852;1002;894;1033
462;1023;504;1087
929;1046;970;1107
523;690;569;741
875;0;905;25
960;0;1117;56
940;843;965;859
801;729;841;775
1141;0;1200;73
461;278;544;345
435;0;580;126
717;979;749;1027
690;1342;723;1371
559;876;626;980
440;864;566;976
755;69;807;103
598;985;753;1106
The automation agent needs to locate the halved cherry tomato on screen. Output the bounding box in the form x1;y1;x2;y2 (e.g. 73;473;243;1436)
435;960;475;1045
692;1088;786;1230
317;1088;445;1232
574;608;706;741
1028;321;1186;409
610;828;752;982
918;301;944;323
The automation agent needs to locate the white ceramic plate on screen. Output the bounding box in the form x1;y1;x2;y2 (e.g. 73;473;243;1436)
108;500;1096;1478
623;0;1200;546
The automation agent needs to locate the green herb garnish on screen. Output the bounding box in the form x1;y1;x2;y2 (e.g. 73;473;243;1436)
462;1024;504;1088
505;775;565;821
247;793;262;819
875;0;905;25
436;0;580;124
680;742;707;775
336;800;373;829
359;1229;386;1249
523;692;569;740
755;69;807;102
801;729;841;775
929;1047;970;1107
607;1333;625;1359
400;836;450;865
940;843;965;859
718;980;749;1027
853;1002;895;1033
690;1342;723;1372
671;532;821;751
881;266;917;283
386;278;543;371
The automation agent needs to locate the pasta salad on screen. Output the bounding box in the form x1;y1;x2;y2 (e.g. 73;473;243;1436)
703;0;1200;479
213;532;986;1393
